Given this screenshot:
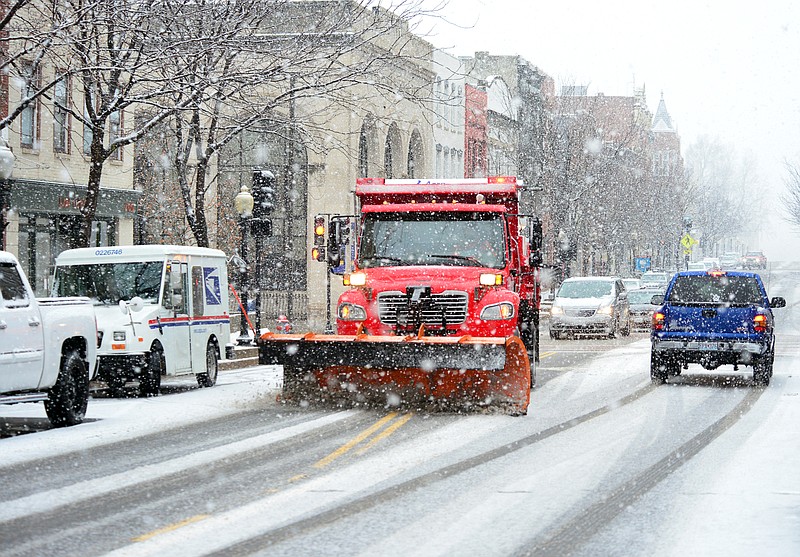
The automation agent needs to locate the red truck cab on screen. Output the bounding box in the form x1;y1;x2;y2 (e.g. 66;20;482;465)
336;177;541;357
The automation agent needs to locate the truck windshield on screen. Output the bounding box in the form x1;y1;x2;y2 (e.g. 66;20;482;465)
358;212;506;269
53;262;164;305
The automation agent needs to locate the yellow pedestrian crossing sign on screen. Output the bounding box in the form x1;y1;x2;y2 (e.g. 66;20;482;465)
680;233;698;254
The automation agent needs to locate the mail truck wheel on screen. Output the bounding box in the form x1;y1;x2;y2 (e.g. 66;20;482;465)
140;346;164;397
197;341;219;388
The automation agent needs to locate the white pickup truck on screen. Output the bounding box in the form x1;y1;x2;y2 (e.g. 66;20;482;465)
0;251;97;427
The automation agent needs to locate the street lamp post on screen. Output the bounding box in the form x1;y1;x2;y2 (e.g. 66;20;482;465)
0;141;16;249
234;185;254;345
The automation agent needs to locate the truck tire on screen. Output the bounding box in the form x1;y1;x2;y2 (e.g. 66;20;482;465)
197;342;219;388
650;352;669;384
518;303;539;363
139;346;164;397
753;356;772;386
45;350;89;427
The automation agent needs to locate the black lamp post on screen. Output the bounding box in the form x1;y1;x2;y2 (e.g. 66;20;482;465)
0;141;16;249
234;184;254;345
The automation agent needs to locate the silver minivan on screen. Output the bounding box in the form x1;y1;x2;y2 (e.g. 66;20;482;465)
548;276;632;339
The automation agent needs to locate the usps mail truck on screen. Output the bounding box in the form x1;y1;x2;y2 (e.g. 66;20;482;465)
52;245;231;396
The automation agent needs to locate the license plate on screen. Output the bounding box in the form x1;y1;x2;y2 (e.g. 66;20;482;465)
696;342;718;351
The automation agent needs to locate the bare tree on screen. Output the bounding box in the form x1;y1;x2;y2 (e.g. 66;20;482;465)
780;159;800;232
683;136;761;255
140;0;445;248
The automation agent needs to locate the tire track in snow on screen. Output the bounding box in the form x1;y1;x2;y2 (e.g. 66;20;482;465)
199;382;659;556
518;386;765;556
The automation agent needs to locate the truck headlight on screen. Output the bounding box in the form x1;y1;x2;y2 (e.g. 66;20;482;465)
113;331;126;341
338;302;367;321
480;302;515;320
479;273;503;286
550;305;563;316
346;272;367;287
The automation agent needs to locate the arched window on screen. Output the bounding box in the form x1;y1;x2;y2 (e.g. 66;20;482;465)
408;129;424;179
359;123;369;178
384;137;393;179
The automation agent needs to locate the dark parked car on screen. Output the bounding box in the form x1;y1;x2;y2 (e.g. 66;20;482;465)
627;287;664;332
650;270;785;385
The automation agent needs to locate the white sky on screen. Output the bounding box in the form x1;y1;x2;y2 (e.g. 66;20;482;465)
416;0;800;260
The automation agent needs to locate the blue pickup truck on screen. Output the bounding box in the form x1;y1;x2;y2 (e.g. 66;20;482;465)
650;270;786;386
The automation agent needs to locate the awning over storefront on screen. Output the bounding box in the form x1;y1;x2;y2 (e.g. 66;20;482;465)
9;180;141;218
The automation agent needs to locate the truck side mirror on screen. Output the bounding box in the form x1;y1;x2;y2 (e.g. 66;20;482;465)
651;294;665;305
119;296;144;315
770;296;786;308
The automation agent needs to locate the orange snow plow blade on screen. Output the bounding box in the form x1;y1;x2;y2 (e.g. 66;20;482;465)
258;332;530;415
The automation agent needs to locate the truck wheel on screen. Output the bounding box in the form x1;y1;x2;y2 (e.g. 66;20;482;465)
650;352;668;384
517;303;539;363
139;347;164;397
197;342;219;388
45;350;89;427
753;357;772;386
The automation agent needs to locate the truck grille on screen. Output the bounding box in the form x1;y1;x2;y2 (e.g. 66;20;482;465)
378;290;468;326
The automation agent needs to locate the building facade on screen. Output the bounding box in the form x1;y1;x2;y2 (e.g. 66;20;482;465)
1;64;138;294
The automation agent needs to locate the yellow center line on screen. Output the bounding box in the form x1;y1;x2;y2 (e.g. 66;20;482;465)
313;412;398;469
540;351;556;359
132;514;209;542
356;412;413;455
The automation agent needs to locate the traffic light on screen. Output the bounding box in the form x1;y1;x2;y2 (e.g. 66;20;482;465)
312;215;326;262
529;217;543;267
327;217;350;267
252;169;276;219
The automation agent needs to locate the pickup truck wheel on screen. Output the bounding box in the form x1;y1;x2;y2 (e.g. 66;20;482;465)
753;357;772;386
197;342;219;388
650;352;668;384
139;347;164;397
45;350;89;427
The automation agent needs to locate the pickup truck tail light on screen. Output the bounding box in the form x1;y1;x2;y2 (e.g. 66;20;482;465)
753;314;768;333
652;311;665;331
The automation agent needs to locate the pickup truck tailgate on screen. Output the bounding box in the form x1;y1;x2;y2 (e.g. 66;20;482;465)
660;304;762;339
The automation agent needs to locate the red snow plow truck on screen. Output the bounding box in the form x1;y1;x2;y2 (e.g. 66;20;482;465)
259;176;543;415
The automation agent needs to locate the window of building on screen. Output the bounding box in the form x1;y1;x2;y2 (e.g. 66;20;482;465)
20;65;40;149
53;75;70;153
83;100;93;155
109;110;122;161
358;124;369;178
384;137;393;179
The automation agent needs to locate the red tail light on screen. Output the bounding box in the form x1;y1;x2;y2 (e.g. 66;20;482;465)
652;311;665;331
753;314;768;333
